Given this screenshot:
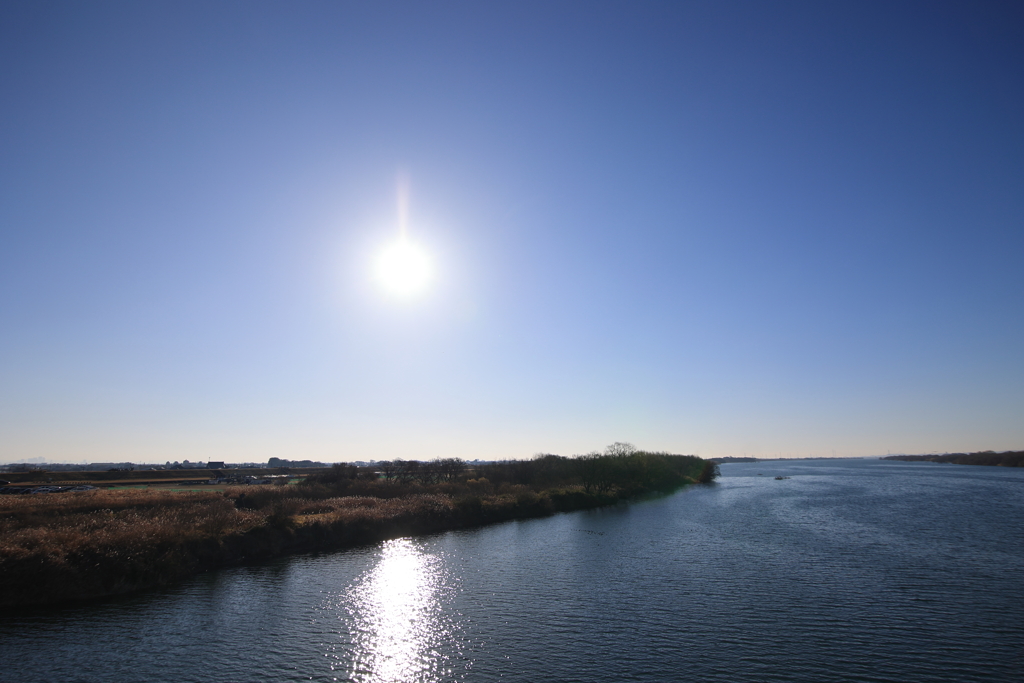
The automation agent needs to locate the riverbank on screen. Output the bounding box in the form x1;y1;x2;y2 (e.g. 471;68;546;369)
883;450;1024;467
1;452;717;607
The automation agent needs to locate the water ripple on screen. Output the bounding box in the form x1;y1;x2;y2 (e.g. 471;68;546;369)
2;459;1023;682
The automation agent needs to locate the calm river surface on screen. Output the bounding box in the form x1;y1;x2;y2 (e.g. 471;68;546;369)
3;458;1023;682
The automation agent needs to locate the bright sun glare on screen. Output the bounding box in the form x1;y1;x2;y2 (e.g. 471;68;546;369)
375;175;432;298
376;239;431;296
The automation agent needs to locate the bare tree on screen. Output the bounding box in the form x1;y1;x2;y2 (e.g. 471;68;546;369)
604;442;637;458
437;458;466;482
575;452;603;494
396;459;420;484
379;460;398;482
418;460;441;485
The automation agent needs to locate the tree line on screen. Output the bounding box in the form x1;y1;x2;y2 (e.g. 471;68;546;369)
883;450;1024;467
306;443;718;493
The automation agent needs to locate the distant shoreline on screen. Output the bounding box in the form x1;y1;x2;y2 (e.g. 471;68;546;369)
712;456;870;463
883;451;1024;467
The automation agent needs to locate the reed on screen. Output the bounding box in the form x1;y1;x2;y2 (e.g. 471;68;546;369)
2;453;717;606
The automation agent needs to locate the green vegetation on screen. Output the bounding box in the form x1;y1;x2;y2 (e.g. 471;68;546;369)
883;450;1024;467
0;447;715;607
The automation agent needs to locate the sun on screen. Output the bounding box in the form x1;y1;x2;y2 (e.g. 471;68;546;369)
376;239;431;296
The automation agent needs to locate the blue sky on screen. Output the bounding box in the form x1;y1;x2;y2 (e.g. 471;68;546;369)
2;1;1022;463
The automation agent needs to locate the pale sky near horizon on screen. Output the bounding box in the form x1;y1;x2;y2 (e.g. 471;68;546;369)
2;1;1022;464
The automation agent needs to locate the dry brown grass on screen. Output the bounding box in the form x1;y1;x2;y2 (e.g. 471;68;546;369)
0;489;264;567
1;465;692;606
292;493;453;524
0;488;462;569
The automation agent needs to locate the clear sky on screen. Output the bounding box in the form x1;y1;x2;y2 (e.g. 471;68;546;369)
2;1;1022;464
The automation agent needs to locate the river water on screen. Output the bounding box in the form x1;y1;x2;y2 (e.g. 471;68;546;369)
2;458;1022;682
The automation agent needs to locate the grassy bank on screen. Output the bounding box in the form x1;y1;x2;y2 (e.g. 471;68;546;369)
1;452;717;607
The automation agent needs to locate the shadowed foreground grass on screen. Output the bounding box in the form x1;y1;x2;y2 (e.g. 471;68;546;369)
2;453;717;606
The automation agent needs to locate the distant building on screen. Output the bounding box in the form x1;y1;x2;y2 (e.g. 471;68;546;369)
207;462;225;469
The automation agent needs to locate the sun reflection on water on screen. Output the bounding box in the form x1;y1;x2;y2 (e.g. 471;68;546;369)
327;538;461;683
